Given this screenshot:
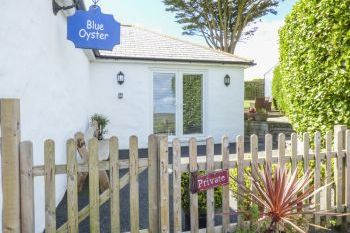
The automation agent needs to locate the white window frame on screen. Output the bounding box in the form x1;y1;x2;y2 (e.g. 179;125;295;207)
150;68;207;140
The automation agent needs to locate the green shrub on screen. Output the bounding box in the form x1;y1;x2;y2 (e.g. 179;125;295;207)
271;65;285;111
278;0;350;135
181;172;222;214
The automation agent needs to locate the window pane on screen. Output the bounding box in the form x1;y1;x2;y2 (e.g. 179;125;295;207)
183;74;203;134
153;73;176;135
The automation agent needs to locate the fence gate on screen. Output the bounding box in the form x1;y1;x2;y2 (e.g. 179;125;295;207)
1;99;350;233
20;135;164;233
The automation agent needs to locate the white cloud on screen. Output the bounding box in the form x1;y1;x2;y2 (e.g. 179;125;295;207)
235;20;284;80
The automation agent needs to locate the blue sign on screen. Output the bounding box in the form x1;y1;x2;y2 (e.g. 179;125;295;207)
67;5;120;50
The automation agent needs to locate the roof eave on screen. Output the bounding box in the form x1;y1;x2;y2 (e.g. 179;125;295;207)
95;54;255;67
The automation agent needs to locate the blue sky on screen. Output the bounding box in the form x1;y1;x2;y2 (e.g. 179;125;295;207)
85;0;297;78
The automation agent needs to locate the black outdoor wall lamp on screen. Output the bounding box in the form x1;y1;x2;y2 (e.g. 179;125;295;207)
117;71;125;85
224;74;231;86
52;0;80;15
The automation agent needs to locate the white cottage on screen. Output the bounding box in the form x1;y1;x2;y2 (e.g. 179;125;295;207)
90;25;254;148
0;0;253;231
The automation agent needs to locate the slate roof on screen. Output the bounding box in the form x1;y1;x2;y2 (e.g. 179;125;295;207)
96;25;254;66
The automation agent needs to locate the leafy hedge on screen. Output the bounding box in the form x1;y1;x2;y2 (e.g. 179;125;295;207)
271;65;283;111
278;0;350;134
181;172;222;214
244;79;264;100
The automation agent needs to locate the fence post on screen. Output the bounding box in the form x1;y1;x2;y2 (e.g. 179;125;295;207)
159;136;169;233
314;132;321;225
0;99;21;233
302;133;310;211
172;138;182;233
66;139;78;233
109;137;120;233
222;136;230;233
44;139;56;233
346;130;350;225
88;138;100;233
206;137;215;233
148;135;159;233
325;131;333;227
334;125;347;227
236;135;244;227
20;141;34;233
129;136;139;233
189;138;199;233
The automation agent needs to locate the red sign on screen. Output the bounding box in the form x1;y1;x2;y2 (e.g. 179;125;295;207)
196;170;229;192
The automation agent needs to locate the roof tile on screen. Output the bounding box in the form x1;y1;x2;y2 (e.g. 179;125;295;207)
98;25;254;65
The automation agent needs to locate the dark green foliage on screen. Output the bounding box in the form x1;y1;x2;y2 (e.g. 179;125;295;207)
278;0;350;135
234;204;268;233
229;168;252;217
244;78;265;100
271;65;286;111
183;75;202;134
163;0;281;53
181;172;222;214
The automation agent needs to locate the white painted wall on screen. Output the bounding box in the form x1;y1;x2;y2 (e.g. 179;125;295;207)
0;2;246;231
90;62;152;148
0;1;90;231
90;60;245;148
206;67;245;141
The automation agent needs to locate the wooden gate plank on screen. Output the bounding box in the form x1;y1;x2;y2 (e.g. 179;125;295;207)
56;167;147;233
303;133;310;211
222;136;230;233
206;137;215;233
67;139;78;233
173;138;182;233
265;134;272;167
335;130;343;225
189;138;199;233
334;125;347;216
346;130;350;224
314;132;321;225
148;135;159;233
291;133;297;173
251;134;258;195
129;136;140;233
159;136;169;233
110;136;120;233
1;99;21;233
44;139;56;233
236;135;244;227
74;132;89;192
325;131;332;226
20;141;35;233
88;138;100;233
278;133;285;168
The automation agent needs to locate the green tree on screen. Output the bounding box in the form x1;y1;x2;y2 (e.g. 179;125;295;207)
163;0;281;53
271;65;285;111
278;0;350;135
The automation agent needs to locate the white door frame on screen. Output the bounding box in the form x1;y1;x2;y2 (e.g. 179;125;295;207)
150;68;207;139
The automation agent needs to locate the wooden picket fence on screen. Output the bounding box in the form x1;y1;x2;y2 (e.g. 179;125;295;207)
1;99;350;233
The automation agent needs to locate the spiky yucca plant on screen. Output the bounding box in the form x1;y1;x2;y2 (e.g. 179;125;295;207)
232;164;335;233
